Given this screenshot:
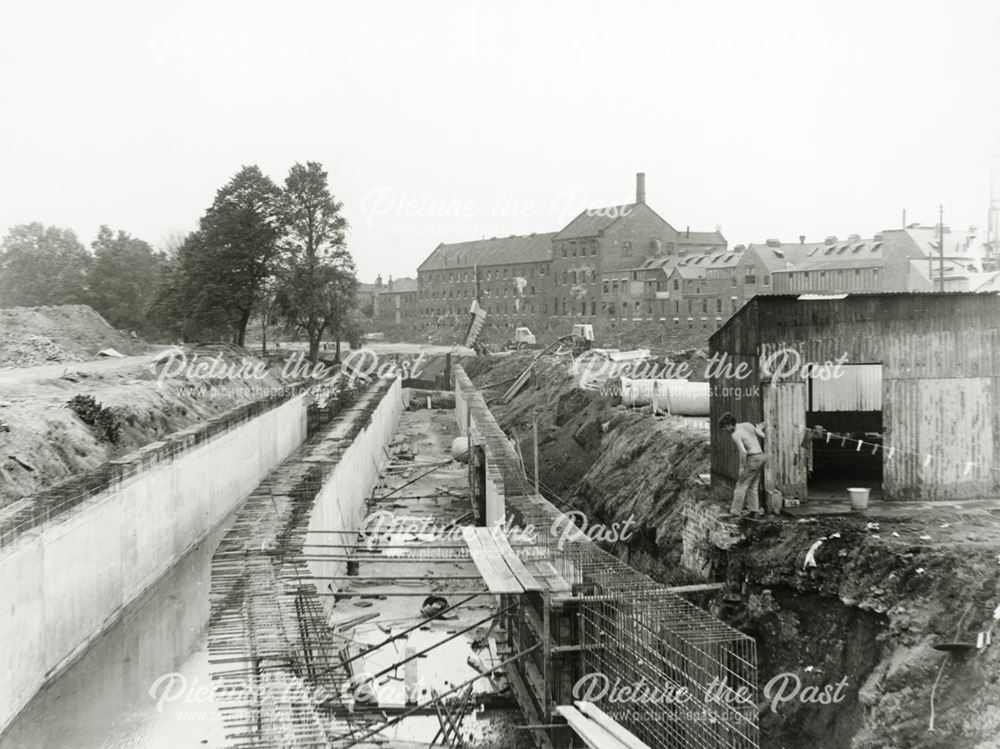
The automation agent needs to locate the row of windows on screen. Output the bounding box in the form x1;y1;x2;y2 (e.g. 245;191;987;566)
424;285;540;301
560;240;599;258
558;270;597;285
422;264;551;285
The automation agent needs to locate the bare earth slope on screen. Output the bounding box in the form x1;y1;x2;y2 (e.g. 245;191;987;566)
0;305;147;368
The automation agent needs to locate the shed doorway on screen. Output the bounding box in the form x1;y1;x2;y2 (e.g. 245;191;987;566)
805;364;884;501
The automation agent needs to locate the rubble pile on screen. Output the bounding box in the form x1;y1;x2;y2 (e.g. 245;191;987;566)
0;304;146;368
0;333;83;368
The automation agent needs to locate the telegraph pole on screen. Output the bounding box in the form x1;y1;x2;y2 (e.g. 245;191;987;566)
938;204;945;292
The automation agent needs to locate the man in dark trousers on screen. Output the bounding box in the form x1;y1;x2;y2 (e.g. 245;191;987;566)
718;412;766;517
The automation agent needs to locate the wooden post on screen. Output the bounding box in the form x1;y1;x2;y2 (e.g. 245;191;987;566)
533;411;540;496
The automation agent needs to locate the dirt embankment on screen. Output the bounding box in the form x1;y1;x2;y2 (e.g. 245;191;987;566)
0;344;298;508
469;351;1000;749
0;305;148;368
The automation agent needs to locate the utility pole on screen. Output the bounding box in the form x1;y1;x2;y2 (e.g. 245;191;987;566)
938;204;945;292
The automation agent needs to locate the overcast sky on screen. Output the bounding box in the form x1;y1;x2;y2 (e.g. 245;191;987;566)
2;0;998;282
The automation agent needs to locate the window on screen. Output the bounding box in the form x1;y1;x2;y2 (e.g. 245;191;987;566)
716;297;722;312
603;280;609;294
744;265;757;285
763;275;771;286
571;271;577;284
591;241;597;256
570;242;577;257
623;241;633;256
612;280;619;294
562;245;567;258
674;279;679;290
590;301;596;316
486;271;492;281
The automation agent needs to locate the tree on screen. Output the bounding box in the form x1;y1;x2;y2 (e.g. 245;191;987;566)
89;225;166;333
149;230;233;341
274;162;358;363
0;223;91;307
161;166;282;345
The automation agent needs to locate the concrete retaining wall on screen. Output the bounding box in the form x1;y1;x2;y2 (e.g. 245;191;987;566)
0;392;309;734
307;379;405;602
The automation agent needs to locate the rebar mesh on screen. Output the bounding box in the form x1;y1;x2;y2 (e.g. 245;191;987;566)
455;365;759;749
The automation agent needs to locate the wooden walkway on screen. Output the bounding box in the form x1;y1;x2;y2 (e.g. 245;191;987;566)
461;526;542;594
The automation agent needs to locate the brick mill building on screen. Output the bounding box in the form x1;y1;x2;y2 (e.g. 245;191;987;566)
386;176;996;337
415;174;726;331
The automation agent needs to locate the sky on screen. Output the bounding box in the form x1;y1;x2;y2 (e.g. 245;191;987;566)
1;0;998;283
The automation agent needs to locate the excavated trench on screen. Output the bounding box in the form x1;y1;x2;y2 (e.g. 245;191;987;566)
468;351;1000;749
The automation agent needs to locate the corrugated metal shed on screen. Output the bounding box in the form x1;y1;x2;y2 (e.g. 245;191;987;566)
709;292;1000;501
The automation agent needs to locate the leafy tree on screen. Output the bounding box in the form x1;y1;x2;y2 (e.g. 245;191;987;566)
0;223;91;307
275;162;358;363
89;225;166;333
161;166;282;345
149;230;233;341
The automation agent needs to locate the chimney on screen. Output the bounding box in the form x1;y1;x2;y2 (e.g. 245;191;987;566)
635;172;646;204
686;226;690;238
765;238;781;248
799;235;806;244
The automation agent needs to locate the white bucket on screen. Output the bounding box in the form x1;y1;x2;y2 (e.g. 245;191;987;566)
847;487;870;510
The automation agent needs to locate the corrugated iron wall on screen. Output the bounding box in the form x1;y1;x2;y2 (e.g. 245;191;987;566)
811;364;882;412
763;381;808;499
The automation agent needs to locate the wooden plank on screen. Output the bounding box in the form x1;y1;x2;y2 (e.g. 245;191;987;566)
462;527;523;594
575;701;653;749
474;527;526;594
491;530;543;592
555;705;630;749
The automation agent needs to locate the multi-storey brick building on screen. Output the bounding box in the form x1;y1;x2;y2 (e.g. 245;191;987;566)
414;173;725;332
416;232;555;330
374;276;419;326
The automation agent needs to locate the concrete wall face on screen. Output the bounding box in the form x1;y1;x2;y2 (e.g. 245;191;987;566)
307;379;404;608
0;394;309;733
454;369;531;527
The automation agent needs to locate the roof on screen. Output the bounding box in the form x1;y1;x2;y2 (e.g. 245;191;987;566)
900;225;986;261
711;290;1000;346
677;230;726;246
383;277;418;293
660;250;743;279
553;205;636;241
975;271;1000;292
745;237;885;274
418;232;556;272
